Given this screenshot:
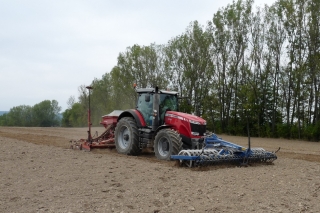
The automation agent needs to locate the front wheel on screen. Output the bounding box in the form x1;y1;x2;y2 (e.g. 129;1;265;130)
114;117;141;155
154;129;182;160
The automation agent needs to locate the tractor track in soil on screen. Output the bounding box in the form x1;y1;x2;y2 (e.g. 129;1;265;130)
1;127;319;173
0;127;319;163
1;127;320;213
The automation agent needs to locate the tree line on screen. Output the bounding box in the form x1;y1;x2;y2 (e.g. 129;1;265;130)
64;0;319;141
0;100;62;127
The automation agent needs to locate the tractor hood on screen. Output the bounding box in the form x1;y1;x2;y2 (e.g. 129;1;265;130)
165;111;206;125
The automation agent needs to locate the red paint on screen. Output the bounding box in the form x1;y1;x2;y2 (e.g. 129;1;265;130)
100;115;118;128
165;111;206;138
131;109;147;127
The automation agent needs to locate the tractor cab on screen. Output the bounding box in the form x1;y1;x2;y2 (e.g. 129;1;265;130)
136;88;178;127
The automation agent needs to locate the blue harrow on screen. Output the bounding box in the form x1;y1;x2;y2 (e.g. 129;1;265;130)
171;134;278;167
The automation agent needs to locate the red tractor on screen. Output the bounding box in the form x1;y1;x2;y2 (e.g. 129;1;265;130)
113;86;206;160
73;86;207;160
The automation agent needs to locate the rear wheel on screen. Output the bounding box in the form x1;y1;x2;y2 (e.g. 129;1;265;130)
115;117;141;155
154;129;182;160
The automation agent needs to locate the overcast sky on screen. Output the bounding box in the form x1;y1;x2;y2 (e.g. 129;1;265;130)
0;0;276;112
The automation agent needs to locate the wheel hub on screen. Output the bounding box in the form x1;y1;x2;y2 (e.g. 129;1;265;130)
123;134;129;141
158;137;170;157
161;141;169;151
118;126;130;149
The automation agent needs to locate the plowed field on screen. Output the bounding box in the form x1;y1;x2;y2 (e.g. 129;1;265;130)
0;127;319;213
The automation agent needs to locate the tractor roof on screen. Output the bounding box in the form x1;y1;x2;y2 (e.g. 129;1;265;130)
136;88;179;95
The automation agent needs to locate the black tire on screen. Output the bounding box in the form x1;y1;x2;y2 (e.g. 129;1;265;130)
154;129;182;160
114;117;141;155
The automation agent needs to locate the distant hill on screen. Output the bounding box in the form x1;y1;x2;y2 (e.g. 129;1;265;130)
0;111;9;116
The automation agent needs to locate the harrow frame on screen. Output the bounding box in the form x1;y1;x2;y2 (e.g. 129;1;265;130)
171;133;278;167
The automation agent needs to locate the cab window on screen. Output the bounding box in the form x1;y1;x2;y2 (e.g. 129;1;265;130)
137;93;153;126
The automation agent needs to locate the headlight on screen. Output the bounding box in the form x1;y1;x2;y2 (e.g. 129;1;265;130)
191;132;199;136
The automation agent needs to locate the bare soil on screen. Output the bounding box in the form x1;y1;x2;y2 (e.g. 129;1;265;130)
0;127;319;213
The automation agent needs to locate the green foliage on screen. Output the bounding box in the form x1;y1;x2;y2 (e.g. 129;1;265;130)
61;103;86;127
0;114;7;126
0;100;61;127
32;100;61;127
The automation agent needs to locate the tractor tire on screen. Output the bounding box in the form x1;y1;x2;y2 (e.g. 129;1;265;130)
154;129;182;160
114;117;141;155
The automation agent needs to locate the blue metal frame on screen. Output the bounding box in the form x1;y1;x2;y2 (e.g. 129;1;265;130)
171;134;277;167
204;133;245;151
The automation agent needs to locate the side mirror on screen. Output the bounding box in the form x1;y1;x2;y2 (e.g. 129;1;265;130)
145;94;150;102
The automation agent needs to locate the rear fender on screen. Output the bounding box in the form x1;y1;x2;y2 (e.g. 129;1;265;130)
117;109;147;128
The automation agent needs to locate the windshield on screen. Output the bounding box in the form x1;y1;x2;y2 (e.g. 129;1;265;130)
159;94;178;124
160;94;178;111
